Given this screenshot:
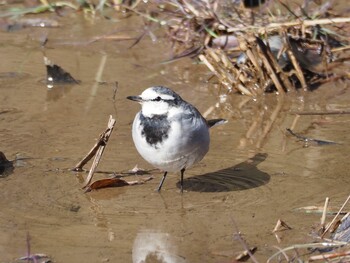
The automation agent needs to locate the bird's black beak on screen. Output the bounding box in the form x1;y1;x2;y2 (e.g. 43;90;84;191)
127;95;142;102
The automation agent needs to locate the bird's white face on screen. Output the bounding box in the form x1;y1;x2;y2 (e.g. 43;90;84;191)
139;88;177;117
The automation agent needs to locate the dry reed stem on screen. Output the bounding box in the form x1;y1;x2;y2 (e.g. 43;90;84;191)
73;140;100;172
199;54;216;73
267;242;348;263
309;250;350;261
284;35;308;90
239;38;264;80
182;0;200;17
256;39;285;94
321;197;330;230
245;119;260;140
227;17;350;33
200;51;255;96
332;45;350;53
261;36;295;92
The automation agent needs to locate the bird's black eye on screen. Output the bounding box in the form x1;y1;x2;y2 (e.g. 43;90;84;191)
154;96;161;101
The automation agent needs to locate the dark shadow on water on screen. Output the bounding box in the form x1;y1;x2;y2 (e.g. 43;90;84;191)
177;153;269;192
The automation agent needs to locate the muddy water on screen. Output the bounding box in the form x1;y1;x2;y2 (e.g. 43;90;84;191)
0;12;349;263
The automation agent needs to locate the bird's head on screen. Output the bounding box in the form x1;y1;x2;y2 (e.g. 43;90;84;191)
127;86;182;117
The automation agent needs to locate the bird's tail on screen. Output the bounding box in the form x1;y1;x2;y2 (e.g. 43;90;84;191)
207;119;227;128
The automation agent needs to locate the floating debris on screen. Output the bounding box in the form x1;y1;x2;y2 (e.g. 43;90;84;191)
295;205;348;215
1;17;59;32
18;253;52;262
44;56;80;88
286;128;339;146
0;151;14;178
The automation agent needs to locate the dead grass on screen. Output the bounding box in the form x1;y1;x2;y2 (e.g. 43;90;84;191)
124;0;350;96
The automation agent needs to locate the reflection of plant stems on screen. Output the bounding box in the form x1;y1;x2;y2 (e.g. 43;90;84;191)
202;105;214;119
332;45;350;53
85;52;107;112
231;217;259;263
290;114;300;131
95;52;107;83
26;232;31;262
112;81;118;117
245;119;259;139
18;50;33;75
281;114;300;152
87;195;115;242
237;96;252;109
256;96;284;148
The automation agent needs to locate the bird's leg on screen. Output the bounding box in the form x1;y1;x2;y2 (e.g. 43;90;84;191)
157;171;168;192
180;168;185;193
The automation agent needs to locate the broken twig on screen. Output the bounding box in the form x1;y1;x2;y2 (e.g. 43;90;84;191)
72;116;116;189
273;219;292;233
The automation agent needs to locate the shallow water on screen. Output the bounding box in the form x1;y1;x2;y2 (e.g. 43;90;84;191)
0;8;349;263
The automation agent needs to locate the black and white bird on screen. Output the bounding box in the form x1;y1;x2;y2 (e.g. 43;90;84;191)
127;86;225;192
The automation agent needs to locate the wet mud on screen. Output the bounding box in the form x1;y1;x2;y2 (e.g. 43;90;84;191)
0;9;349;263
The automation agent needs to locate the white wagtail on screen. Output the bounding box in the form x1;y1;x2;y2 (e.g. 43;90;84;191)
127;86;225;192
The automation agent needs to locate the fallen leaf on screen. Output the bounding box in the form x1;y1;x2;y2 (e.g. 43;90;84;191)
86;178;129;192
85;176;153;192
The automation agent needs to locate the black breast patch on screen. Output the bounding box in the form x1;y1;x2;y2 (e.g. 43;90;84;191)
139;114;171;147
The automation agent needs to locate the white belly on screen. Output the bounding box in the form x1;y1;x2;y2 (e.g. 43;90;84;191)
132;112;210;172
